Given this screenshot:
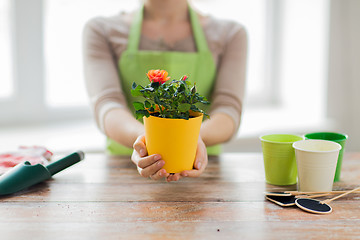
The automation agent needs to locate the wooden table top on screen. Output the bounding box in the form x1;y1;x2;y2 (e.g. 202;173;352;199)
1;152;360;239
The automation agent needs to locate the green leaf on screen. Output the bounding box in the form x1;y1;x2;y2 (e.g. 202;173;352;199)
142;87;154;92
154;95;161;105
163;92;170;98
200;100;210;105
177;84;185;93
144;100;151;108
190;105;201;112
178;103;191;112
131;85;143;97
135;112;142;120
135;109;150;119
131;82;137;90
191;85;196;94
150;82;160;88
133;102;144;111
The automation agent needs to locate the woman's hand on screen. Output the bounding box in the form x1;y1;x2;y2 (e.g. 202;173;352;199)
131;135;170;180
166;136;208;182
131;135;208;182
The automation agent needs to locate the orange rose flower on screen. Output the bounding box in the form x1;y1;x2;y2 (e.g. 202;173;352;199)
147;69;170;84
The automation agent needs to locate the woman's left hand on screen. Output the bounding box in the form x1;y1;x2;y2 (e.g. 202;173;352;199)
166;136;208;182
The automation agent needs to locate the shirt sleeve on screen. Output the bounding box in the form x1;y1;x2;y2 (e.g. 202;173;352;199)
208;21;248;139
82;17;131;133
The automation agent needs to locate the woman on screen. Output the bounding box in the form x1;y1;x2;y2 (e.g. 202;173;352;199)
83;0;247;182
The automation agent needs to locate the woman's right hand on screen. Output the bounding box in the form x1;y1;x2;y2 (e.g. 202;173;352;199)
131;135;170;180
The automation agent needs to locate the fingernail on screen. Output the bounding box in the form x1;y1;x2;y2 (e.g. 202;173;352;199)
154;155;161;161
140;149;146;156
157;160;164;166
182;172;188;177
196;162;202;169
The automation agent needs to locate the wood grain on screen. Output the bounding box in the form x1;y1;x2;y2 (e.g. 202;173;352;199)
1;152;360;239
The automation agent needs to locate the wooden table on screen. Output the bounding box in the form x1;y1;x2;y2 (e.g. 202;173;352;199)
1;152;360;239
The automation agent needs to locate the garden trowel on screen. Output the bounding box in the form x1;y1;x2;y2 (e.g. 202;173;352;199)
0;151;84;195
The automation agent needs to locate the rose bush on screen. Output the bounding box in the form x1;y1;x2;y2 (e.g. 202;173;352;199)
131;69;209;120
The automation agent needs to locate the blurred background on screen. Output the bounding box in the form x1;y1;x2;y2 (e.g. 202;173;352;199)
0;0;359;154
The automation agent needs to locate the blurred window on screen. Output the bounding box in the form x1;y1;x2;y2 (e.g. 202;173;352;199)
0;0;13;99
2;0;328;128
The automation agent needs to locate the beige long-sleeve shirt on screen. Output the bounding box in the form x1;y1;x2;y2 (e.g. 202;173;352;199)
83;10;247;139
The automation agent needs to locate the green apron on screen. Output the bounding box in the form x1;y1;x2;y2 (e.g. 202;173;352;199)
107;5;221;155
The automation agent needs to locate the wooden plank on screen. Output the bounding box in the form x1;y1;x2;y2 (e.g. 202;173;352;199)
1;181;359;203
1;221;359;240
1;201;360;222
0;221;359;240
0;202;359;239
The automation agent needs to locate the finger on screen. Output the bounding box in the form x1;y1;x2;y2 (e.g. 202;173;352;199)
131;148;142;167
166;173;182;182
180;154;207;177
180;170;189;177
150;169;168;180
193;147;207;171
133;135;147;157
137;154;162;169
185;156;207;177
180;143;207;178
139;159;165;178
180;169;201;178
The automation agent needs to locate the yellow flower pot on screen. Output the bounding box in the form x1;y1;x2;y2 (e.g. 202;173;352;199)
143;113;203;173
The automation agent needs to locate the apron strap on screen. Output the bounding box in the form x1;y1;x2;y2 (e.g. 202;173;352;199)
127;5;210;53
127;5;143;52
188;6;209;53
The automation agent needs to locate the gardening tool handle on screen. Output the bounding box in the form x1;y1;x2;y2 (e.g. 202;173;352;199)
47;151;84;176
